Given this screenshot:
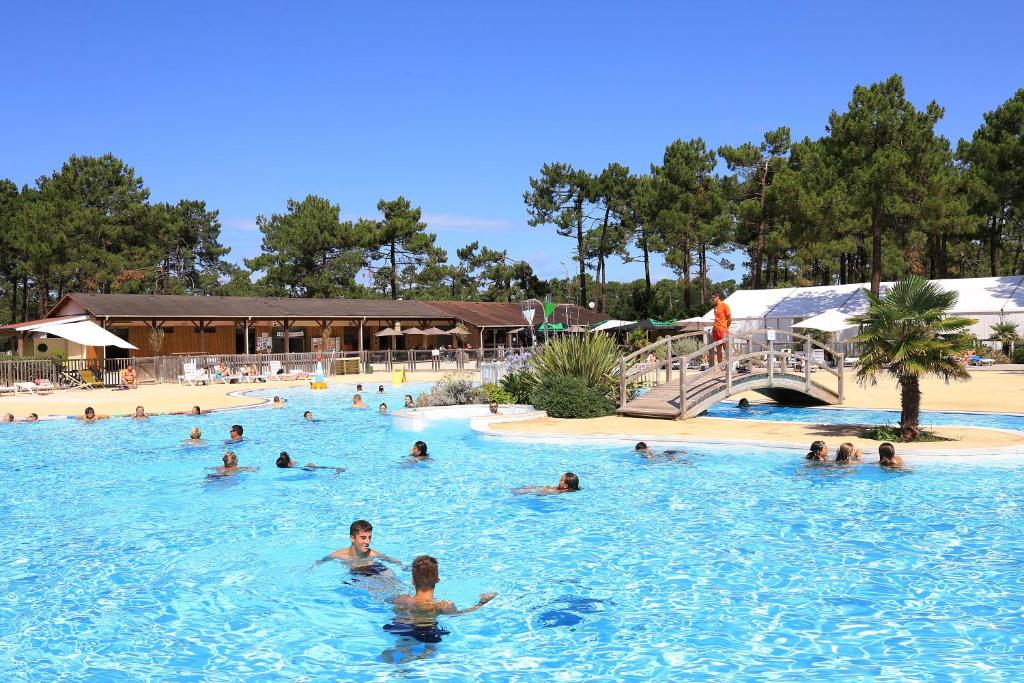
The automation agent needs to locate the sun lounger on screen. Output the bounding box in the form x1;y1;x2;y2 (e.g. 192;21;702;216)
15;381;54;395
79;369;107;389
968;354;996;367
266;360;299;381
61;370;93;390
178;362;211;386
0;384;15;397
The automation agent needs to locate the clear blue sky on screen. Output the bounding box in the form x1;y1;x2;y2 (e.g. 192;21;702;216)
2;1;1022;289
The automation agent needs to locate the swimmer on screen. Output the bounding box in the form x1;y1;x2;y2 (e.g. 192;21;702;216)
303;410;314;421
319;519;403;570
186;427;203;444
79;407;109;422
2;413;13;423
378;384;385;393
379;403;388;414
488;402;501;415
132;405;148;420
276;451;317;468
404;394;415;408
353;393;367;408
271;396;285;408
738;398;750;409
227;424;244;443
390;555;496;630
878;442;904;468
191;405;203;415
635;441;654;457
26;413;39;422
212;450;255;475
514;472;580;495
356;383;364;392
834;442;862;464
805;440;828;462
409;441;428;458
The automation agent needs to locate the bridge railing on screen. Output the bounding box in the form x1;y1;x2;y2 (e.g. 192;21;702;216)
619;329;844;410
616;332;708;408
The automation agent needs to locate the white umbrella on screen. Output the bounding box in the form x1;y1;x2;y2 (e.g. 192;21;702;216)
674;316;710;330
790;308;857;332
590;320;634;332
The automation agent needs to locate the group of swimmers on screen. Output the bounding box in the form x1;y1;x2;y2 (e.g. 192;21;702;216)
805;440;904;467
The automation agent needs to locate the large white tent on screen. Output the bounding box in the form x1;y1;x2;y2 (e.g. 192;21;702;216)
703;275;1024;349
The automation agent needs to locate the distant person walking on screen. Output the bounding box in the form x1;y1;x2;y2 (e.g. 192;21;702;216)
710;291;731;368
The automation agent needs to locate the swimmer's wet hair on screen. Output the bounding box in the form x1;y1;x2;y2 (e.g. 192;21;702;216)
635;442;648;451
231;424;243;435
564;472;580;491
412;555;439;590
223;451;238;467
276;452;292;468
414;440;428;456
879;442;896;461
190;427;201;439
350;519;372;536
836;442;855;463
85;407;94;415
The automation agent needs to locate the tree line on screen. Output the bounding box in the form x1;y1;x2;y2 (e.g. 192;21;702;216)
1;74;1020;325
525;74;1024;315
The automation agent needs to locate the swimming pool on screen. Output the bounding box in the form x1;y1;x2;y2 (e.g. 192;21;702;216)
707;401;1024;431
2;383;1024;680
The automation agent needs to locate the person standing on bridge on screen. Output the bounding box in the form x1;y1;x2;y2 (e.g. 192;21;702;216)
709;291;732;369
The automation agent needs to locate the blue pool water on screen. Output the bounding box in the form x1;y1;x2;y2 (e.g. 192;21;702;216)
707;401;1024;431
2;384;1024;680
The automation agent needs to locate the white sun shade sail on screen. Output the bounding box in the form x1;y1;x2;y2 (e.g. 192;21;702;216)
790;308;858;333
590;320;634;332
35;320;137;349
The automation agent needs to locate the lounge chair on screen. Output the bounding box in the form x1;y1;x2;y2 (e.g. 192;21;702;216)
15;381;55;395
60;370;93;390
178;362;211;386
0;384;15;397
79;369;107;389
267;360;298;381
969;354;996;367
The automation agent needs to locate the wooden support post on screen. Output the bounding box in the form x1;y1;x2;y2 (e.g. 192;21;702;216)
244;319;250;355
679;361;687;420
767;338;774;386
619;357;626;408
666;338;673;384
725;339;733;395
804;337;812;393
837;354;845;403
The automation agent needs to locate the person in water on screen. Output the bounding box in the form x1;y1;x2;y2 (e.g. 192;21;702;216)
805;440;828;462
356;383;364;392
191;405;203;415
271;396;285;408
132;406;148;420
738;398;750;409
378;384;385;393
276;451;316;468
26;413;39;422
834;442;862;464
488;402;501;415
303;410;314;421
2;413;13;423
515;472;580;495
404;394;415;408
878;442;904;468
389;555;496;635
635;442;654;456
227;424;244;443
409;441;429;458
186;427;203;444
379;403;388;414
321;519;404;571
352;394;367;408
213;451;255;475
79;407;109;422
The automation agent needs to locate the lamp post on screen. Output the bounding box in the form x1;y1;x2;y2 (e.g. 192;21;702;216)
521;298;550;345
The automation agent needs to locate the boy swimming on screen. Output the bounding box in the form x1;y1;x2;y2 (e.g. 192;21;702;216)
385;555;496;642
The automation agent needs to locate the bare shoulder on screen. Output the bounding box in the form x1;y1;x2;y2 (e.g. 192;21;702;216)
328;548;352;560
439;600;458;614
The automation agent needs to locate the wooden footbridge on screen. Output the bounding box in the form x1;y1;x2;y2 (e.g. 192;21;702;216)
616;330;845;419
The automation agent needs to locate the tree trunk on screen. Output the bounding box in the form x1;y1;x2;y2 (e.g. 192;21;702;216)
990;213;1000;277
597;205;610;313
574;192;587;305
752;158;769;289
10;274;17;323
870;205;883;295
641;232;652;298
682;237;692;312
389;241;398;300
899;374;921;441
698;242;708;307
21;276;28;322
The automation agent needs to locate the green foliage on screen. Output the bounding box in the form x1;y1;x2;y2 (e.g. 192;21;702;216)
989;322;1020;356
849;275;976;438
415;372;488;407
859;425;954;443
364;196;442;300
625;328;649;351
529;375;616;419
527;333;620;399
498;369;536;404
481;382;515;404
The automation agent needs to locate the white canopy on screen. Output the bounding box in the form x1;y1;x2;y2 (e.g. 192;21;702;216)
591;320;634;332
790;309;857;333
34;320;137;349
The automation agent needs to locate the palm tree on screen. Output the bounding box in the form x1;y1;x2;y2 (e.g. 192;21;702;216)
990;321;1020;357
848;275;976;441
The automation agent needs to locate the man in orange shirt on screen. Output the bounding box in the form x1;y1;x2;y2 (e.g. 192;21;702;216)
710;291;731;368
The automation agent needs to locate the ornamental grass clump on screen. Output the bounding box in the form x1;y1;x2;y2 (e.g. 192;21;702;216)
416;372;488;407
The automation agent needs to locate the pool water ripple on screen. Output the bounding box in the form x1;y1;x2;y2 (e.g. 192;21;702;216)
2;384;1024;680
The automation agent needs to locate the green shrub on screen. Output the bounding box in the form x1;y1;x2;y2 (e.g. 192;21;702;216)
416;372;487;407
498;369;535;404
482;382;515;404
530;375;616;419
1013;346;1024;364
527;333;620;399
